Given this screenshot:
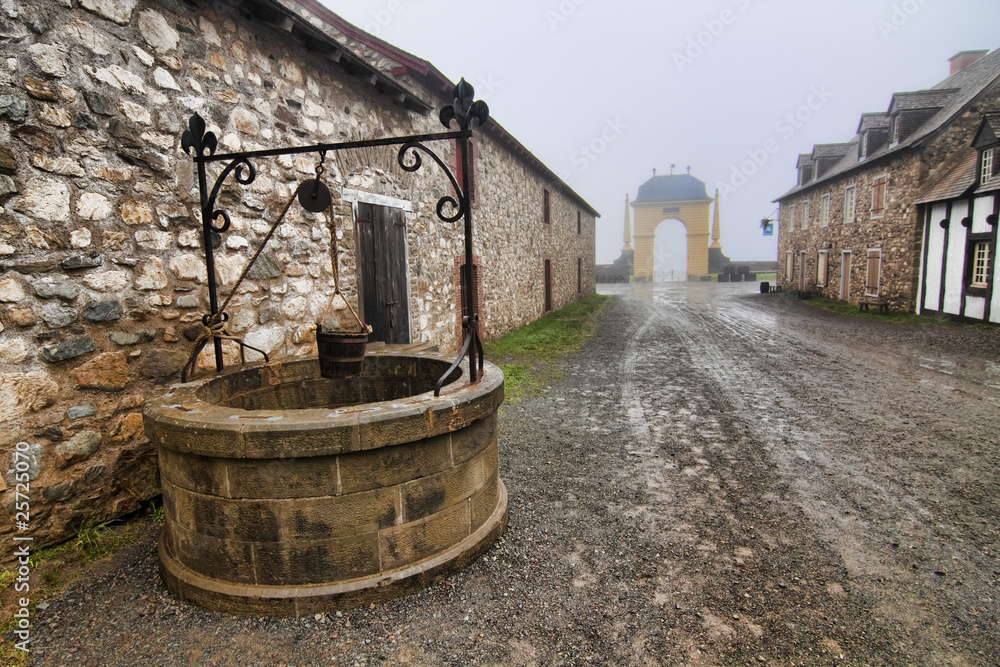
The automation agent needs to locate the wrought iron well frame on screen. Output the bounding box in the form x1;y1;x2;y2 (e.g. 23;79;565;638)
180;79;489;395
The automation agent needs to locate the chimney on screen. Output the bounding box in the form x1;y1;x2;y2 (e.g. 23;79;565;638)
948;49;989;75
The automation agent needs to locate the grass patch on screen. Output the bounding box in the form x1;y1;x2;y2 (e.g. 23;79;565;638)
803;296;953;325
756;273;776;281
485;293;610;402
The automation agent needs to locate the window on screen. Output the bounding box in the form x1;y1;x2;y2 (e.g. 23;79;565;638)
819;194;830;227
817;250;829;287
543;189;550;225
981;148;994;185
787;203;796;230
865;249;881;296
889;116;900;146
871;174;887;218
577;211;581;234
543;258;553;312
966;235;992;291
801;201;810;230
455;138;476;201
785;251;794;282
971;241;990;287
859;132;867;161
844;185;856;223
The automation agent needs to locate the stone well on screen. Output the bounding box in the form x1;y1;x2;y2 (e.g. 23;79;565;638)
143;348;507;616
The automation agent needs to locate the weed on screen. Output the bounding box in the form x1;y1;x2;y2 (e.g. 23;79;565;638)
485;293;610;402
149;500;165;524
0;570;14;590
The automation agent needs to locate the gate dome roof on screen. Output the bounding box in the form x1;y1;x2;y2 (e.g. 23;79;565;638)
634;173;712;203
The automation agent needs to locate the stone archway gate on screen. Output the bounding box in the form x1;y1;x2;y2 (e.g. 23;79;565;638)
627;172;723;279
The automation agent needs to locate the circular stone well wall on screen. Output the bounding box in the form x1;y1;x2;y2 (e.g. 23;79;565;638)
143;349;507;616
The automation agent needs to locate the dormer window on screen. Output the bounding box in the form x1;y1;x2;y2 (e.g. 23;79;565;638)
981;147;994;184
889;116;900;147
799;165;813;185
859;132;868;161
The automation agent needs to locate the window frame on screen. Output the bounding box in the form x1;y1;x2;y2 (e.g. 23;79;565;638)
965;233;992;295
819;193;830;227
981;147;995;185
817;250;829;287
844;185;857;224
787;203;797;230
785;250;794;282
859;132;868;161
801;200;811;230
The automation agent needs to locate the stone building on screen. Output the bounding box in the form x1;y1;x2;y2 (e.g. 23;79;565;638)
774;49;1000;311
0;0;598;558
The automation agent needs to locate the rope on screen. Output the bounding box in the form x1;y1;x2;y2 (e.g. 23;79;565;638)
184;159;370;380
181;184;300;381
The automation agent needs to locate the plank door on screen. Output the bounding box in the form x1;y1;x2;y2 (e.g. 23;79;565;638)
355;202;410;344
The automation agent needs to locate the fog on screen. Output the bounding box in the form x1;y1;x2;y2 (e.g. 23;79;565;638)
325;0;1000;264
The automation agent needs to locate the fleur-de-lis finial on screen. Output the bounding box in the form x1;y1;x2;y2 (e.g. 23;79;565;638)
439;78;490;131
181;113;217;157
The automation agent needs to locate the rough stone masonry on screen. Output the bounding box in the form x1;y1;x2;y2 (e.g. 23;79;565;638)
0;0;597;559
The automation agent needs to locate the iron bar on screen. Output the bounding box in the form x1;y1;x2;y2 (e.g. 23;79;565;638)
194;130;468;164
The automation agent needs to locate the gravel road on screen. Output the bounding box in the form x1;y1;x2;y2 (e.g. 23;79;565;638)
26;282;1000;666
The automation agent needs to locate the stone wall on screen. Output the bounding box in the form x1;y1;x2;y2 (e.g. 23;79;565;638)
0;0;596;559
779;152;924;309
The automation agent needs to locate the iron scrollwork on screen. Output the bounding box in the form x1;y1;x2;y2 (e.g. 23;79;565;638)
179;78;491;394
398;140;466;222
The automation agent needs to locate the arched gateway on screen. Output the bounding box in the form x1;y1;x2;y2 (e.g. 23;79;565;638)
627;170;727;280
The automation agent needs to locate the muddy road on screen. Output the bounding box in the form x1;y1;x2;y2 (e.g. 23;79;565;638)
29;283;1000;666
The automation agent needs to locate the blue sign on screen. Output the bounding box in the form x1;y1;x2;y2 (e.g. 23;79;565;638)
762;223;773;236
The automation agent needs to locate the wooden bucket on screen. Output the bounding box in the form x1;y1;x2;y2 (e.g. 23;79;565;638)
316;325;368;378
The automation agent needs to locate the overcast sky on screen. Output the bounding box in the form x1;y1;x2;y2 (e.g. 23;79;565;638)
324;1;1000;266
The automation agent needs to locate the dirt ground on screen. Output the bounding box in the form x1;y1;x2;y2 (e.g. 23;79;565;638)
20;282;1000;666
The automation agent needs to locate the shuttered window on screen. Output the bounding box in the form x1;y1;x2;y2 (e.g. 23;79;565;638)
785;251;794;281
871;175;887;217
817;251;829;287
801;200;810;230
865;249;881;296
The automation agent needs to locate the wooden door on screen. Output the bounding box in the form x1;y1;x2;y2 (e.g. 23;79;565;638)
840;251;852;301
355;202;409;344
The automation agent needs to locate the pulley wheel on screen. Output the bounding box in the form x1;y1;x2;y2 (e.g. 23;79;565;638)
297;179;332;213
